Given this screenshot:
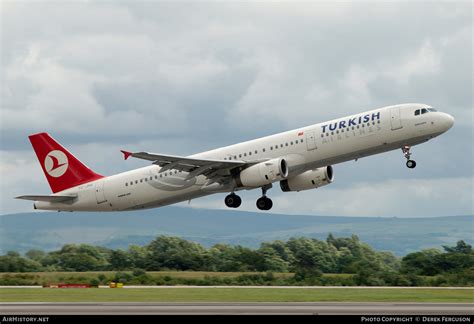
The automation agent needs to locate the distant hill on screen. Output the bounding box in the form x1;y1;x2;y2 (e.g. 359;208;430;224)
0;207;472;256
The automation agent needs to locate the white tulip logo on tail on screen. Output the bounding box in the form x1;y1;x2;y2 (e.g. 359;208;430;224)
44;150;68;177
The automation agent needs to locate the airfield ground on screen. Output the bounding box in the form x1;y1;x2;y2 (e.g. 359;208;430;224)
0;287;472;303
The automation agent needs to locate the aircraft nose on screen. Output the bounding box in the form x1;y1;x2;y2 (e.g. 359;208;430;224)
443;113;454;130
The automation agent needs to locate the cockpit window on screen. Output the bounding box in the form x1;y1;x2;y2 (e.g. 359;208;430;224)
416;108;436;116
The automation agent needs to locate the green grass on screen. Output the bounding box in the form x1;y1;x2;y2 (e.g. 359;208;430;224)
0;288;472;303
0;271;295;285
0;271;349;280
0;271;295;280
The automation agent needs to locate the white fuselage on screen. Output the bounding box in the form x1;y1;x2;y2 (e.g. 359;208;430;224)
35;103;454;211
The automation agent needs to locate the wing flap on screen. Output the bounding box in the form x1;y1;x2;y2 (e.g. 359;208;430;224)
121;151;247;174
15;195;77;202
120;150;267;184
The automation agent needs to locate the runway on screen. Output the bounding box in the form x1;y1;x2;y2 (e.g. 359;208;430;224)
1;302;473;315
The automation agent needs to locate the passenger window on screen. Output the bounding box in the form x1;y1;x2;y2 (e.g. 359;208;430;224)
125;183;128;186
140;179;143;183
300;139;304;143
150;177;152;181
285;143;288;146
280;144;283;148
234;156;237;159
239;154;242;158
144;178;147;182
255;150;258;154
262;148;266;152
135;180;138;184
244;153;247;157
291;141;294;145
249;152;252;156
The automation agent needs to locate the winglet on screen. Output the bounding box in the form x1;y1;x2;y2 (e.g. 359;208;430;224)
121;150;133;160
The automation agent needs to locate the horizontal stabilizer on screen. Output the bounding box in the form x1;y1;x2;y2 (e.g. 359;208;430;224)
15;195;77;202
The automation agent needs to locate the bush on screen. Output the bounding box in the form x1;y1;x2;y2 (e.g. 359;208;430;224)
114;271;132;284
89;278;100;287
132;269;146;277
97;274;107;284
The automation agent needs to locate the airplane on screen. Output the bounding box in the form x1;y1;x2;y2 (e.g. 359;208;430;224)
16;103;454;212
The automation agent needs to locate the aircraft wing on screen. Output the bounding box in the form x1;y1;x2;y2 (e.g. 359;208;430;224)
121;150;252;180
16;195;77;202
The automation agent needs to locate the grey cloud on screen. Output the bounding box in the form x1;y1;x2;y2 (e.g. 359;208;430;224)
1;1;472;215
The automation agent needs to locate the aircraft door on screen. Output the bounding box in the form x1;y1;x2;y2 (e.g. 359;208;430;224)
390;107;403;130
95;181;107;204
306;131;317;151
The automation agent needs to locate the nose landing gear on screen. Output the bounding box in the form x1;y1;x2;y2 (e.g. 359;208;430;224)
402;146;417;169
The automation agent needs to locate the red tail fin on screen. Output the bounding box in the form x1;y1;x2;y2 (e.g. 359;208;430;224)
29;133;104;193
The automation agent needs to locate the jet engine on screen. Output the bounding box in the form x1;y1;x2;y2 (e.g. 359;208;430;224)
280;166;333;192
238;158;289;187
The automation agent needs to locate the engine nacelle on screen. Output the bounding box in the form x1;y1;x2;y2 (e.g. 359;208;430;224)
280;166;334;192
238;158;289;187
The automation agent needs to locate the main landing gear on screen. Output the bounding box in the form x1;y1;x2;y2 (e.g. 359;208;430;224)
224;184;274;211
256;184;273;211
402;145;417;169
225;193;241;208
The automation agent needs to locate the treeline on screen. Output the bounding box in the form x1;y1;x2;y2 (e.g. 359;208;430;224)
0;235;472;286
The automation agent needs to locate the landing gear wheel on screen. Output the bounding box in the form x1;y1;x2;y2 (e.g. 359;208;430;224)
256;197;273;211
406;160;417;169
402;146;416;169
264;197;273;210
225;194;242;208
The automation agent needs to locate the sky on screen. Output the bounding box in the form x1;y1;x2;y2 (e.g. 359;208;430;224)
1;1;472;216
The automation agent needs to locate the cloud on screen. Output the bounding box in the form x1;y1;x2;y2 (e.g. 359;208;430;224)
1;1;472;215
190;177;474;217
